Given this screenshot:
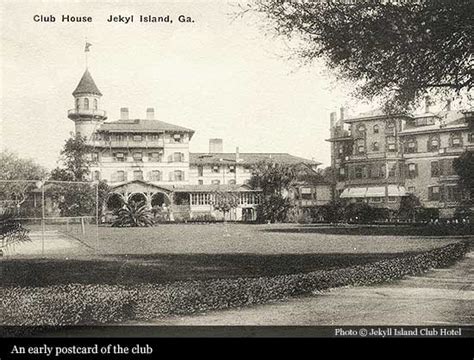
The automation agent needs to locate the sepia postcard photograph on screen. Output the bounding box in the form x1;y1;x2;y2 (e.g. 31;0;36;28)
0;0;473;354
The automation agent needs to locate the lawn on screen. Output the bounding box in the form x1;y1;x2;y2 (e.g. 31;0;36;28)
2;223;467;287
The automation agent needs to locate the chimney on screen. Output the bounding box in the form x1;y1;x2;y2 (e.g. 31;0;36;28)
340;107;345;121
330;112;337;128
146;108;154;120
120;107;129;120
236;146;240;162
209;138;223;153
424;96;431;113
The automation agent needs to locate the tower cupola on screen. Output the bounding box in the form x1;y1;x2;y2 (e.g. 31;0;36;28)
68;68;107;140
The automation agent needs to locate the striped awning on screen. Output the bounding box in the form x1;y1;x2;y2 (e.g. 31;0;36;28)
341;185;407;198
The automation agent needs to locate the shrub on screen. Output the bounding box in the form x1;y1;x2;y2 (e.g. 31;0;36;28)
112;201;154;227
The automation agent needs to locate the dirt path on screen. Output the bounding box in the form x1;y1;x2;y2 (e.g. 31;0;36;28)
154;251;474;326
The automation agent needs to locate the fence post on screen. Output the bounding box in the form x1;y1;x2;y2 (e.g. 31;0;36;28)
81;217;85;235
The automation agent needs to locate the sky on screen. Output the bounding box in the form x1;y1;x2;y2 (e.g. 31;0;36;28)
0;0;368;170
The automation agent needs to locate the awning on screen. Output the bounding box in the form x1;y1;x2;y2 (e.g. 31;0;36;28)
340;185;407;198
365;187;386;197
340;187;367;198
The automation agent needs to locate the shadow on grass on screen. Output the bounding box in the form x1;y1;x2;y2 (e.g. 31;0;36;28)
260;224;474;237
0;252;420;287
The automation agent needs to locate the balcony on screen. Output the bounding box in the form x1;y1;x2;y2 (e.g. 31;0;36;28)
68;109;107;120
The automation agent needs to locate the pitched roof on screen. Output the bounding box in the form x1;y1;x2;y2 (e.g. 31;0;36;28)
98;119;195;135
189;153;320;166
173;184;257;193
73;69;103;96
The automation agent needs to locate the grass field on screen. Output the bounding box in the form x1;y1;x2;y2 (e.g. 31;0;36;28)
2;223;468;287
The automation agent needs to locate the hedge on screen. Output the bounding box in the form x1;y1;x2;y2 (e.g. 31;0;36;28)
1;241;469;326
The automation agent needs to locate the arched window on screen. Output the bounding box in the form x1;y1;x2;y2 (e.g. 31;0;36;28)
75;98;80;110
93;99;98;110
373;125;379;134
84;98;89;110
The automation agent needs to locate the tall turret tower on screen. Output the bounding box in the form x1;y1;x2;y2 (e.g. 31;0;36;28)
68;68;107;141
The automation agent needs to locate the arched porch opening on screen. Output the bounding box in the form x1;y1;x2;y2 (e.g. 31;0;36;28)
106;193;125;211
151;192;171;208
128;192;147;207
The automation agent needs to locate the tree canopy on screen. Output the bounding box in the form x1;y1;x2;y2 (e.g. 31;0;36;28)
52;133;91;182
252;0;473;111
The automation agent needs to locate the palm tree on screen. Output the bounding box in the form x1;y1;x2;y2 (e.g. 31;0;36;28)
112;201;154;227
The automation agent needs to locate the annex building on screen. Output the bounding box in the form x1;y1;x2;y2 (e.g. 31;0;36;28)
327;102;474;218
68;68;330;221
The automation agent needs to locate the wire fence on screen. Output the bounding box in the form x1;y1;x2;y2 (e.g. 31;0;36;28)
0;180;99;258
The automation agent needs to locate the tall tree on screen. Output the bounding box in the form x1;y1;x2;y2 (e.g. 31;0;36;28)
53;133;91;182
252;0;472;111
211;191;240;221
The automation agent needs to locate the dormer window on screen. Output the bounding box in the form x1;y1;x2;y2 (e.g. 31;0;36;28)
228;165;235;173
212;165;220;173
173;134;183;143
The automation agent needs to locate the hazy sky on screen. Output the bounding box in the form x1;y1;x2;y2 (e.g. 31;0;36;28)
1;0;366;170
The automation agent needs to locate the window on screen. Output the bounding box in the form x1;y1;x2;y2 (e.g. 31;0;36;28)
133;152;143;162
174;170;184;181
115;152;126;162
388;163;396;177
407;163;417;178
93;99;98;110
431;161;440;177
117;135;126;142
428;137;439;152
148;152;162;162
339;167;345;175
406;139;417;153
91;152;99;162
300;187;313;200
172;152;184;162
372;142;379;151
428;186;440;201
172;134;182;143
149;170;161;181
75;98;80;110
228;165;236;173
355;166;365;179
386;136;396;152
133;135;142;142
357;124;365;133
356;139;365;154
371;197;382;203
150;134;159;141
386;122;395;132
133;170;143;181
191;193;213;205
243;166;251;173
212;165;220;173
373;125;379;134
93;170;100;181
451;134;462;147
198;180;203;185
469;133;474;143
388;196;397;203
84;98;89;110
198;165;204;177
211;179;220;185
228;179;236;185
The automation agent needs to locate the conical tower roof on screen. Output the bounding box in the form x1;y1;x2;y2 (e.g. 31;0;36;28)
72;69;102;96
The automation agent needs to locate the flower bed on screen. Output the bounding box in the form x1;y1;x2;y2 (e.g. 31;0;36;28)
1;241;469;326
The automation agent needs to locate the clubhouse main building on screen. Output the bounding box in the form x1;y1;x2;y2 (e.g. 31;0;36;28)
68;68;330;221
